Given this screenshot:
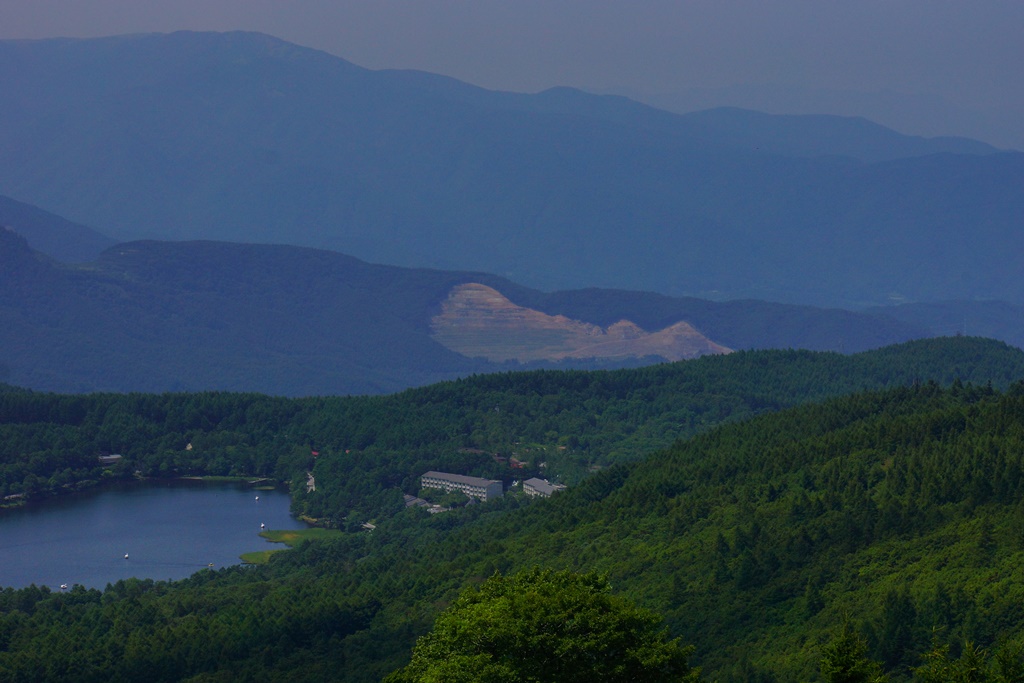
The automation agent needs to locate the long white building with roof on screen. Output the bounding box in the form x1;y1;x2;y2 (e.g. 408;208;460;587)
522;477;566;498
420;471;503;501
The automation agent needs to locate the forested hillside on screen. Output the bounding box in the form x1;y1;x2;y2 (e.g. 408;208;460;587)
3;338;1024;680
342;379;1024;681
4;337;1021;521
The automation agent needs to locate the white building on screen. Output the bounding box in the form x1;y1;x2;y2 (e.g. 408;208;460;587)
522;477;565;498
420;471;503;501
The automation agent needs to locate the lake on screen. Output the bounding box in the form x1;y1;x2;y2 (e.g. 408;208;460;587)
0;479;309;590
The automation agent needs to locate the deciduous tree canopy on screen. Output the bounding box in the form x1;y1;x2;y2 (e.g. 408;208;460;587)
384;568;702;683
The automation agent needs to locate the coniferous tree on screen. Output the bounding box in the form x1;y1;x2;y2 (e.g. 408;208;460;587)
821;622;889;683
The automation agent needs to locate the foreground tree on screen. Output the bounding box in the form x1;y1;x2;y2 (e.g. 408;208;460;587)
383;568;703;683
821;622;889;683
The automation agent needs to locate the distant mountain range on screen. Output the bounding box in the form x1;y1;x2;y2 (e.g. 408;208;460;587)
1;225;945;396
617;83;1024;152
1;31;1022;307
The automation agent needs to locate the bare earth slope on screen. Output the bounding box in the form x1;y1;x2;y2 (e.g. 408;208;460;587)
431;283;731;362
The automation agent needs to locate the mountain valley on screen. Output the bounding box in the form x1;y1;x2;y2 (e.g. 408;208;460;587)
1;26;1024;683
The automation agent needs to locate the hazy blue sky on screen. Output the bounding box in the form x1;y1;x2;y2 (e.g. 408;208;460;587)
3;1;1022;146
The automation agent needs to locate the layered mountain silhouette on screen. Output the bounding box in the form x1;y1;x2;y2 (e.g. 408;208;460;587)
0;228;936;395
0;194;114;263
1;32;1021;307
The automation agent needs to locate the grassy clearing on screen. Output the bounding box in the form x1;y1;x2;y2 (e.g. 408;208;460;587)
240;550;283;565
240;528;342;564
259;528;343;547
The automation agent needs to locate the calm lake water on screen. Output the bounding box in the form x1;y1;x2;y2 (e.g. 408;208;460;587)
0;479;308;590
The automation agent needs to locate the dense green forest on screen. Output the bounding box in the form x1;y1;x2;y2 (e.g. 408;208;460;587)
4;337;1023;523
3;337;1024;681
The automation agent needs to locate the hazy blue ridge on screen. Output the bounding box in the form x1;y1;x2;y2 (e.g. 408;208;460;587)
866;300;1024;351
0;194;115;262
0;32;1019;307
0;233;939;396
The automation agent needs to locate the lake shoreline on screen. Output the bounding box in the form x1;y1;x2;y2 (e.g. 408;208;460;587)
0;480;308;590
3;473;290;512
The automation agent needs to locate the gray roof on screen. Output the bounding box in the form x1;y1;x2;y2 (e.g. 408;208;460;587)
523;477;558;495
421;471;499;488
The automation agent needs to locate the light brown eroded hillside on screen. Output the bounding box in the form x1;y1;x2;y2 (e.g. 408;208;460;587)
430;283;732;363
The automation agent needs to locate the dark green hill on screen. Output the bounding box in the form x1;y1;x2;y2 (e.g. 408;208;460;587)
4;335;1022;516
0;32;1020;307
2;339;1024;681
403;379;1024;681
0;234;931;395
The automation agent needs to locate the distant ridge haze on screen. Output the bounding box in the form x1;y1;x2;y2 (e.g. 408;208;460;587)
617;84;1024;153
1;32;1022;308
2;1;1019;148
0;231;935;396
0;195;114;262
